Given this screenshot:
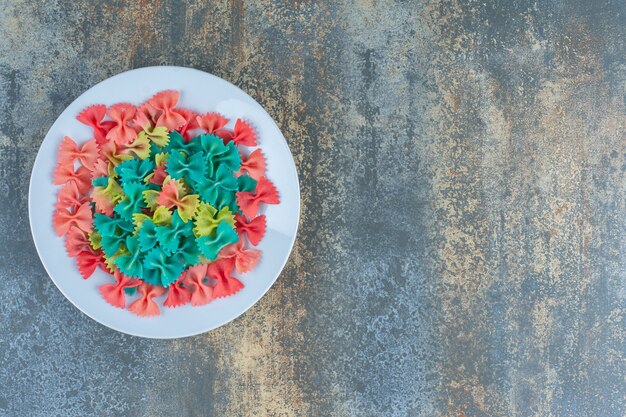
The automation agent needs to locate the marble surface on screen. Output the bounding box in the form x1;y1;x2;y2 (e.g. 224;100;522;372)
0;1;624;416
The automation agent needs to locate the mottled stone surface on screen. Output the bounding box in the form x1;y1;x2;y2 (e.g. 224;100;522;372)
0;1;624;416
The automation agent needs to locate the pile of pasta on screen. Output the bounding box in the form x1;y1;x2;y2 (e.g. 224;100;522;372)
52;90;278;317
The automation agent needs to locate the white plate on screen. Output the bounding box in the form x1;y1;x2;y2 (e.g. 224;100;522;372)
29;66;300;339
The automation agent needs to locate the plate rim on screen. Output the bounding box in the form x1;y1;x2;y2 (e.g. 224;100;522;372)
28;65;300;339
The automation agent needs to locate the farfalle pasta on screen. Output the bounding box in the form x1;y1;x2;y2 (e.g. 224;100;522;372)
52;90;278;317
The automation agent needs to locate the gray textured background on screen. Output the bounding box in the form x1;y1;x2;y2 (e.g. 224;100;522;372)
0;1;624;416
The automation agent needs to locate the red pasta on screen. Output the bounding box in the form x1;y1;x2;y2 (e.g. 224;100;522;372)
174;108;199;141
53;202;93;236
55;182;87;211
75;249;106;280
134;102;160;131
65;226;91;257
106;103;138;145
231;119;258;147
148;90;187;131
57;136;99;170
234;214;266;246
99;269;141;309
91;159;110;179
220;239;261;274
183;264;215;306
238;148;266;180
91;188;116;216
128;283;167;317
150;161;168;186
53;163;92;194
208;258;244;299
196;112;229;134
236;176;280;218
157;181;182;209
163;276;192;308
76;105;115;144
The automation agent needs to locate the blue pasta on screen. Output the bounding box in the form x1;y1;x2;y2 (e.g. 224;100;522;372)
195;220;239;261
92;176;109;187
138;219;159;252
166;150;207;185
114;182;148;220
177;234;201;265
114;158;155;184
145;181;161;191
94;213;134;237
155;211;193;254
164;131;201;156
198;134;228;177
100;231;127;257
214;189;237;211
142;246;185;287
195;165;238;208
123;287;137;296
237;175;257;192
149;141;164;159
114;235;144;278
199;134;228;156
226;198;241;215
214;141;242;172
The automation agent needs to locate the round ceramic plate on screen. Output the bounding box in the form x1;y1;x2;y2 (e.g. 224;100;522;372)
29;66;300;339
